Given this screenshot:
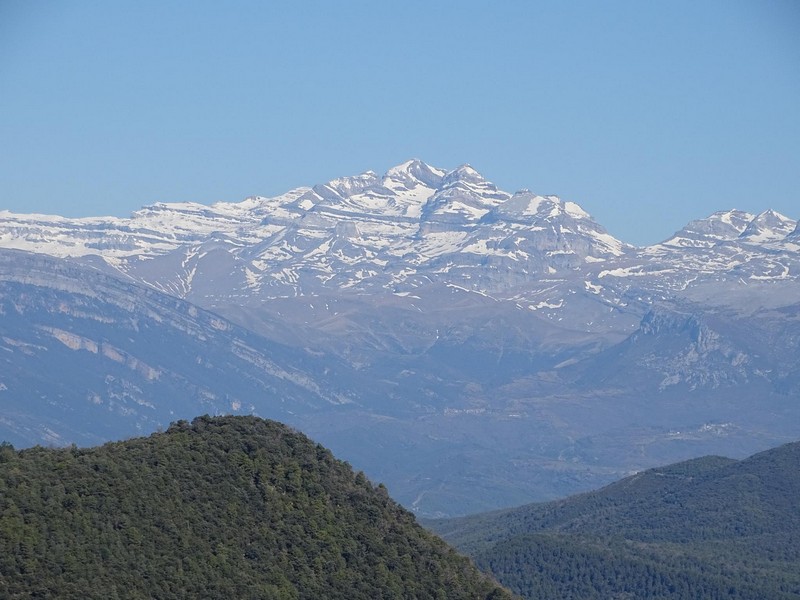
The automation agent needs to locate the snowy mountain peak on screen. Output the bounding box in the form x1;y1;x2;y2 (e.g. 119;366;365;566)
323;170;381;198
494;191;563;219
439;164;508;200
442;164;486;187
419;165;509;226
490;191;592;225
712;209;756;232
739;209;796;243
381;160;445;195
661;209;756;248
385;159;445;184
386;159;423;175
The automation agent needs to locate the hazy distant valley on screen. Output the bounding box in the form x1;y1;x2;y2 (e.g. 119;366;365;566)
1;160;798;517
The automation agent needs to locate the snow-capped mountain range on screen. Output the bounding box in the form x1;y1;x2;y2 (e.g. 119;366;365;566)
0;160;627;296
1;160;798;516
2;159;796;307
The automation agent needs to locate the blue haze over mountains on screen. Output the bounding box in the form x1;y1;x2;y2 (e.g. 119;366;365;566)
0;160;798;516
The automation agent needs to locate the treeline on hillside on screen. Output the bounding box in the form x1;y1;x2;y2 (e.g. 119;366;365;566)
0;416;513;600
431;442;800;600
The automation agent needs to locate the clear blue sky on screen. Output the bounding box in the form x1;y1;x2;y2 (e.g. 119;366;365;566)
1;0;798;245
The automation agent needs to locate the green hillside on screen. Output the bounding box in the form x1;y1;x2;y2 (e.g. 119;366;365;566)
0;416;513;599
431;442;800;599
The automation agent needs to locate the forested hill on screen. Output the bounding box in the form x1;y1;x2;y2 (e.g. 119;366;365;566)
0;416;513;599
431;441;800;599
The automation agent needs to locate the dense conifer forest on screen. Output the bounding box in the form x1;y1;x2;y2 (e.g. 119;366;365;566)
0;416;512;599
431;443;800;599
